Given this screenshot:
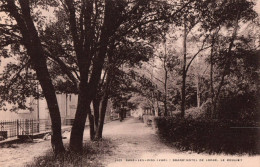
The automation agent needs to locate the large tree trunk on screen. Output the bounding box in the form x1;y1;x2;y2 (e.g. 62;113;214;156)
6;0;65;154
70;35;109;151
69;82;89;152
64;0;92;152
67;0;119;152
34;63;65;154
181;19;187;118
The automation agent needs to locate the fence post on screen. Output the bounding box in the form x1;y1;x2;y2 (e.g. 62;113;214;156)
17;120;19;136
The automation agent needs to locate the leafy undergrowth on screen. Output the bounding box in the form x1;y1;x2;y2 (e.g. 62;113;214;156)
26;138;113;167
155;117;260;155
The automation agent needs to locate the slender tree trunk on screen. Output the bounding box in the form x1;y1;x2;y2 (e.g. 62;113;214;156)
164;69;168;116
95;94;109;139
196;74;200;108
163;39;168;116
210;43;215;118
6;0;65;154
94;40;117;140
89;112;95;141
181;19;187;118
181;71;187;118
93;98;100;132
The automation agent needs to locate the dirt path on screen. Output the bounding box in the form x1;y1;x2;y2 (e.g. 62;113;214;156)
0;131;72;167
0;118;259;167
101;118;260;167
0;139;52;167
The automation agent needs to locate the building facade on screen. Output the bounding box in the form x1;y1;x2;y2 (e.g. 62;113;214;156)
0;94;113;125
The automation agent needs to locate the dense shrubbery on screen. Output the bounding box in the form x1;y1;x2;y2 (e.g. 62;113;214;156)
155;117;260;155
217;92;259;121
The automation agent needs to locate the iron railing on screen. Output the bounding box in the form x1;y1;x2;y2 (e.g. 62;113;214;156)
0;119;51;141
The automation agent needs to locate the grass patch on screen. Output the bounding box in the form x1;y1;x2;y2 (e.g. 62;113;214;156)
26;138;113;167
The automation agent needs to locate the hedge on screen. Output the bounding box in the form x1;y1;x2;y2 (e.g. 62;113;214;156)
155;117;260;155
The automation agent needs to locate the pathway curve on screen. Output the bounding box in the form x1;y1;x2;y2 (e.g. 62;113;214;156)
101;118;260;167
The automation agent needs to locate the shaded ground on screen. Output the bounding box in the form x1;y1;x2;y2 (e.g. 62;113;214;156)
0;117;259;167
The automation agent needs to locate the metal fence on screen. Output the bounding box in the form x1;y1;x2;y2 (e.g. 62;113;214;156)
0;116;118;141
0;119;51;141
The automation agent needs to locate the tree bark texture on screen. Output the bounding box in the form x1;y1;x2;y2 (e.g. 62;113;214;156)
6;0;65;154
69;82;90;152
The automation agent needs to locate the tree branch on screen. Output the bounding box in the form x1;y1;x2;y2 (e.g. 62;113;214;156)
185;44;211;73
4;60;31;91
44;50;79;89
111;0;194;43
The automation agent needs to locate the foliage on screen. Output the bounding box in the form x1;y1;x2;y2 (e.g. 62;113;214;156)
217;91;260;121
155;117;260;155
109;69;139;112
0;0;65;110
207;37;260;117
